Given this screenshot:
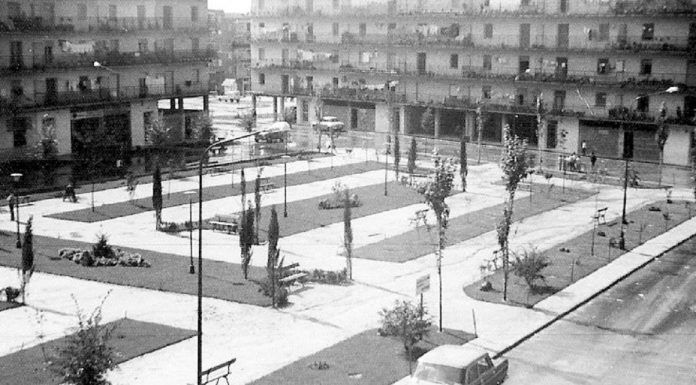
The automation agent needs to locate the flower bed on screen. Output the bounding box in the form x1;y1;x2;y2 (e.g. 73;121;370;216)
59;247;150;268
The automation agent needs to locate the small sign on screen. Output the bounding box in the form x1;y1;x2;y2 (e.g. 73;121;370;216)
416;274;430;296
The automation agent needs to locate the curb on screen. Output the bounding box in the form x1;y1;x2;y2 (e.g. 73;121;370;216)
491;227;693;359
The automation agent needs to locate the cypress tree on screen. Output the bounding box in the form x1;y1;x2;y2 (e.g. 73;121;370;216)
152;165;162;230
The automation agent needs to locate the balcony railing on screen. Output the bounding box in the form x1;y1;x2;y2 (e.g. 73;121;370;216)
0;84;209;113
254;59;339;71
0;16;207;34
0;49;216;73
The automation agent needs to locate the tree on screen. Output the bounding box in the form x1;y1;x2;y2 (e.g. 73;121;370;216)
417;155;455;331
21;216;34;303
420;108;435;135
536;95;547;172
240;113;255;132
512;248;550;292
498;125;532;301
254;170;262;244
379;300;431;354
460;134;467;192
55;295;117;385
239;204;255;280
393;132;401;178
266;206;280;307
194;114;215;144
152;165;162;230
656;102;669;187
343;189;353;280
407;137;417;183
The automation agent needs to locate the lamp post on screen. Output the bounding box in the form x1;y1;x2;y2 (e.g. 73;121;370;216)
11;173;22;248
184;191;196;274
384;138;390;196
196;131;268;385
282;155;291;217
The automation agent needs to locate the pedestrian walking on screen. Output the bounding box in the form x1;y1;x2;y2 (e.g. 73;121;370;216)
7;193;15;221
581;140;587;156
590;152;597;170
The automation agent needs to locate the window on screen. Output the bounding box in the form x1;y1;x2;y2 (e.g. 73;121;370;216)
450;54;458;69
547;120;557;148
519;56;530;74
333;22;339;36
333;0;340;9
301;100;309;121
258;0;265;10
332;77;339;88
10;118;29;148
7;2;20;17
191;6;199;22
110;39;119;52
191;38;199;53
330;51;339;63
359;23;366;36
77;3;87;20
484;24;493;39
640;59;652;75
193;69;200;83
388;23;397;33
482;85;492;99
138;39;148;53
10;79;23;98
483;55;492;71
595;92;607;107
258;73;265;85
108;4;117;20
520;0;530;5
359;51;369;64
599;24;609;41
642;23;654;40
597;58;609;74
637;95;649;112
258;48;265;60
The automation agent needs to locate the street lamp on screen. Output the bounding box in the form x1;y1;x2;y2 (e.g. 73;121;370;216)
196;130;269;385
11;173;22;248
184;191;196;274
618;86;678;250
384;138;390;196
282;155;291;218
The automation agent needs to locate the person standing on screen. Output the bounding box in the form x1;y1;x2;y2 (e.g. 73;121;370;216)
590;152;597;171
581;140;587;156
7;193;15;221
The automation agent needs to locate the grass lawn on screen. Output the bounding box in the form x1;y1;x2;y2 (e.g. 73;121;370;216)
0;231;272;307
0;318;194;385
253;181;424;242
250;327;474;385
0;301;21;312
464;200;696;308
355;182;594;263
47;160;383;223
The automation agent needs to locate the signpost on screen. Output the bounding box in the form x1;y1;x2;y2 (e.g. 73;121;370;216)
416;274;430;321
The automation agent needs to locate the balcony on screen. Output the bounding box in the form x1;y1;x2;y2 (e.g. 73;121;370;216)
0;84;209;113
0;49;216;74
254;58;339;72
0;16;207;34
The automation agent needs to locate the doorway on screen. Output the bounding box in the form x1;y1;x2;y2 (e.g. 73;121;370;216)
623;130;634;159
417;53;427;75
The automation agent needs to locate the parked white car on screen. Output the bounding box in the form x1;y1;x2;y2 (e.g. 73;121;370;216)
311;116;345;133
408;345;508;385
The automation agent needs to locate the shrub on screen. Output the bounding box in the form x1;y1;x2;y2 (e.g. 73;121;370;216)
304;268;349;285
92;234;114;259
378;300;432;353
512;248;550;291
4;287;20;302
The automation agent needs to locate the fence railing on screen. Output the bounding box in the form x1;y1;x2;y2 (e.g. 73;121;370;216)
0;16;207;34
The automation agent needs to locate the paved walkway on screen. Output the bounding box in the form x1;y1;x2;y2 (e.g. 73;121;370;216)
0;146;693;385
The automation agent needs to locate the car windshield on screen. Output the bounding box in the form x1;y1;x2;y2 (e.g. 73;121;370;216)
413;363;464;385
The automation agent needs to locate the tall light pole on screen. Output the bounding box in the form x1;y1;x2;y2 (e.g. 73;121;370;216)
196;131;269;385
384;138;390;196
282;155;291;217
11;173;22;248
184;191;196;274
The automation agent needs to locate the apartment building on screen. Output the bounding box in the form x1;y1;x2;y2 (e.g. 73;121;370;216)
0;0;212;163
209;10;251;94
250;0;696;166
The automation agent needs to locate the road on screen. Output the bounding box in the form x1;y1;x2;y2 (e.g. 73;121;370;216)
505;236;696;384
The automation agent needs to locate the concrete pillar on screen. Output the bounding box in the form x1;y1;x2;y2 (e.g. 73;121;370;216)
400;106;407;134
203;95;209;113
465;111;475;140
178;97;185;141
273;96;278;121
279;97;285;121
170;98;176;110
434;108;441;138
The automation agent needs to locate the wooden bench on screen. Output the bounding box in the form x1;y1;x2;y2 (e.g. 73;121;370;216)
201;358;236;385
210;221;237;233
277;262;308;288
259;182;276;192
594;207;608;225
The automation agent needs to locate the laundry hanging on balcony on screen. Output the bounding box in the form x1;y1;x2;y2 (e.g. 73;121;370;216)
59;40;95;54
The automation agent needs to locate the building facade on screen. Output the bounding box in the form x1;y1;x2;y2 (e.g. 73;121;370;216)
250;0;696;166
209;10;251;94
0;0;212;163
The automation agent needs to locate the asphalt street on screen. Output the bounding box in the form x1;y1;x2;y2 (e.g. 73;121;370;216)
505;236;696;384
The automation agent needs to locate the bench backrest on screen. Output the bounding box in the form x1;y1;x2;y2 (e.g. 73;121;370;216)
201;358;236;384
279;262;300;272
